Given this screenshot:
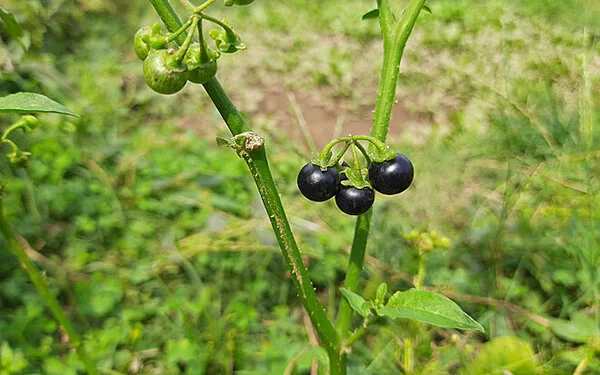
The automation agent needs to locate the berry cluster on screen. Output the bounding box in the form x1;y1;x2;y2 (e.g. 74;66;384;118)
297;137;414;216
135;11;245;95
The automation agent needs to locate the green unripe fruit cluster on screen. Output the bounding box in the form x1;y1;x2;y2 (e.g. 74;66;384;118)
135;25;219;95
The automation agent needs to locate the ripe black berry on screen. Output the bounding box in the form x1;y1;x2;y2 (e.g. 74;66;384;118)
368;153;414;195
335;185;375;215
297;163;339;202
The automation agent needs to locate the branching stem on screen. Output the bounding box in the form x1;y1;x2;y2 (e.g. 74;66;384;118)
148;2;343;372
147;0;427;373
336;0;427;350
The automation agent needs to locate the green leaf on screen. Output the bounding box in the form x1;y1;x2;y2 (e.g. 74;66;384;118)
362;9;379;20
340;288;371;317
375;282;387;305
423;5;432;14
0;8;24;40
377;289;484;332
550;311;600;343
0;93;79;117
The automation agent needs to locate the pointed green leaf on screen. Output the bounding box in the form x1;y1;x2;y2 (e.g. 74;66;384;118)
0;93;78;117
422;5;432;14
0;8;24;40
378;289;484;332
340;288;371;317
362;9;379;20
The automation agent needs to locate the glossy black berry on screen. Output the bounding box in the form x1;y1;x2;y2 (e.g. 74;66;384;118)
335;185;375;215
368;153;414;195
297;163;339;202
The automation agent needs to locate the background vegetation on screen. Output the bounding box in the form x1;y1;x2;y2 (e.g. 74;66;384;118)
1;0;599;373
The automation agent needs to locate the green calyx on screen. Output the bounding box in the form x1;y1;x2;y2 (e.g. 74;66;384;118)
148;23;168;49
206;17;246;53
134;23;169;61
309;135;397;190
134;27;153;60
314;135;396;168
342;167;371;190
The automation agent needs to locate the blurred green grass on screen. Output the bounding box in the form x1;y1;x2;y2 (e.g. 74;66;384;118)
0;0;599;374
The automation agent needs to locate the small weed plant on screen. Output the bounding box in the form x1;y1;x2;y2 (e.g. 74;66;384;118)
135;0;484;373
0;0;484;373
6;0;597;374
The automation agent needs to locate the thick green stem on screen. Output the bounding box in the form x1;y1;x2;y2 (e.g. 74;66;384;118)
336;0;426;342
336;211;372;336
148;1;342;369
0;197;98;375
149;0;188;45
373;0;426;139
202;77;341;356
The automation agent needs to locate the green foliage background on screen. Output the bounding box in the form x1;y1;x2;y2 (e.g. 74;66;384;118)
0;0;599;374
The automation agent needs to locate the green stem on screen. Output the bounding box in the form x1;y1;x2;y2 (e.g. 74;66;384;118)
329;141;353;167
202;14;237;37
149;0;188;45
194;0;217;14
173;16;199;61
354;141;372;165
198;19;210;62
202;77;340;354
404;337;414;373
350;142;361;170
178;0;195;12
344;315;378;349
165;18;193;43
336;0;426;340
1;139;19;154
148;1;342;370
2;124;25;141
0;196;98;375
336;211;372;336
414;254;425;289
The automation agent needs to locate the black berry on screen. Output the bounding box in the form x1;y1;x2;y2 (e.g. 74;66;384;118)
368;153;414;195
297;163;339;202
335;185;375;215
